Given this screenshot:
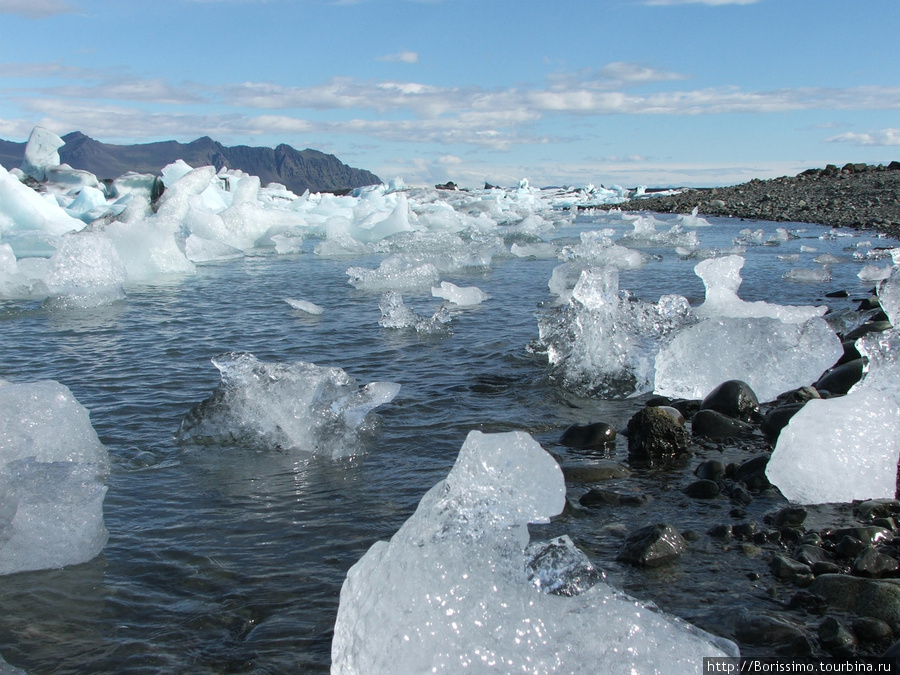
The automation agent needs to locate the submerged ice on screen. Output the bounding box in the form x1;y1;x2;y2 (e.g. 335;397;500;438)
0;379;109;575
331;430;737;673
176;353;400;458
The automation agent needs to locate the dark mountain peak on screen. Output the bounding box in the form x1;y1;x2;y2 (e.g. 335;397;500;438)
0;131;381;194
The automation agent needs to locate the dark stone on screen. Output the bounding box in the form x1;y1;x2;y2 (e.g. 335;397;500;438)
734;454;772;491
695;459;726;481
774;386;820;405
561;461;631;482
845;321;892;341
834;526;893;545
616;523;687;567
734;611;808;647
814;359;865;396
818;617;857;654
683;479;720;499
768;505;808;529
691;409;754;439
851;617;893;642
813;561;842;576
852;546;900;578
771;554;813;583
856;499;900;521
434;181;459;190
732;522;759;540
579;488;649;508
708;524;732;540
626;406;690;459
760;403;806;443
794;544;831;566
835;536;867;559
700;379;759;421
836;339;862;365
560;421;617;449
809;574;900;625
730;485;754;505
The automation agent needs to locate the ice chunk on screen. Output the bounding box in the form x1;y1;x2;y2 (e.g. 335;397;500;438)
0;165;85;237
332;430;737;674
431;281;489;306
654;316;842;402
858;264;893;282
560;230;646;270
175;353;400;458
347;256;441;292
20;126;64;181
695;256;827;323
0;379;109;575
536;267;694;398
379;291;451;334
185;234;244;263
42;232;127;308
63;185;109;222
285;298;324;315
510;242;558;259
876;266;900;325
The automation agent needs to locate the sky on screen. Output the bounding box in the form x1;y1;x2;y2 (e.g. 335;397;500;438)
0;0;898;189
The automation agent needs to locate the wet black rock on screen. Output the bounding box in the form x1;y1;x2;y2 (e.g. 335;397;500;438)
814;359;865;396
770;554;813;585
852;617;893;643
809;574;900;625
695;459;726;481
794;544;831;567
683;479;721;499
856;500;900;522
561;461;631;483
626;406;690;459
852;546;900;578
617;523;688;567
708;523;732;540
845;320;893;341
818;616;858;655
579;488;650;508
733;611;809;648
832;526;893;546
761;403;806;443
700;380;760;421
559;421;617;449
733;454;772;491
691;409;754;439
767;505;808;529
835;536;868;560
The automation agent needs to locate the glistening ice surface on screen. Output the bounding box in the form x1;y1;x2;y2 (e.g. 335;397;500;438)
1;143;900;672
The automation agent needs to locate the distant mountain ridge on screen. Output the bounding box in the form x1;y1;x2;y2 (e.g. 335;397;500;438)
0;132;381;195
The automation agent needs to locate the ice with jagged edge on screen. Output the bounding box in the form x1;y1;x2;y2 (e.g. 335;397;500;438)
285;297;324;315
431;281;489;306
331;430;738;674
767;265;900;504
536;266;694;398
0;379;110;575
175;353;400;458
654;255;843;402
558;229;647;272
379;291;452;334
616;214;701;250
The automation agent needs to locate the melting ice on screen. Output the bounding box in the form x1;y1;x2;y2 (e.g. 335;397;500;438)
0;379;109;575
176;353;400;458
332;430;737;673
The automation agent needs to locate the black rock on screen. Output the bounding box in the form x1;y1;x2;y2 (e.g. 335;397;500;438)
812;561;842;576
815;359;865;396
761;403;806;443
708;524;732;540
768;505;808;529
691;409;754;439
734;611;808;647
700;379;759;421
845;321;892;341
856;499;900;521
833;526;893;545
559;422;616;449
626;406;690;459
616;523;687;567
852;546;900;578
734;454;772;491
695;459;726;481
683;479;721;499
732;522;759;540
818;616;858;654
771;554;813;584
579;488;649;508
561;461;631;482
835;536;867;560
836;339;862;365
810;574;900;625
851;617;893;642
794;544;831;567
435;181;459;190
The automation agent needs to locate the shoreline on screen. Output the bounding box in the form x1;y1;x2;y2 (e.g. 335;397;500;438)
612;162;900;238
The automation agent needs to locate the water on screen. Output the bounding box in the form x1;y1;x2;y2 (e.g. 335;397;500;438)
0;210;896;673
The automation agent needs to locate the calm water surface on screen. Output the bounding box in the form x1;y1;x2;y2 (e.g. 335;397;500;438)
0;213;896;673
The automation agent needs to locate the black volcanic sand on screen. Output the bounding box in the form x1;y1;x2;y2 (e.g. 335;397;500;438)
614;162;900;238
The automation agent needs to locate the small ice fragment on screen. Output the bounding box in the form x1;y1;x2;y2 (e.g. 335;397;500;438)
430;281;489;306
285;298;324;315
857;264;893;282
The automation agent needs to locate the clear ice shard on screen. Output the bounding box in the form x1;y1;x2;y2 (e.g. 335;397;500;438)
331;430;737;673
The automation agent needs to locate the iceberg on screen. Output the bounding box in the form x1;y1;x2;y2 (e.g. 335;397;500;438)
175;353;400;458
766;267;900;504
0;379;110;575
20;126;64;182
332;430;737;674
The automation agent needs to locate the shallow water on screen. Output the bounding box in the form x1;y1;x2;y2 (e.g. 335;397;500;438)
0;213;896;673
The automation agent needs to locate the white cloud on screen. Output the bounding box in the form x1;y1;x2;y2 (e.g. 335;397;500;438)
826;128;900;147
0;0;77;17
376;51;419;64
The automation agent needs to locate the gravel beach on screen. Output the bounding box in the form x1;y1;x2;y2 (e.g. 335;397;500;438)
614;162;900;238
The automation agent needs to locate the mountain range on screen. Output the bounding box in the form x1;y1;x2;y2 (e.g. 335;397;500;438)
0;132;381;195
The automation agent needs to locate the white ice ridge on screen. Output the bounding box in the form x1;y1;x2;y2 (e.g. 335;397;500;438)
285;297;324;315
654;256;843;402
431;281;489;306
0;379;110;575
767;265;900;504
331;430;737;674
175;353;400;458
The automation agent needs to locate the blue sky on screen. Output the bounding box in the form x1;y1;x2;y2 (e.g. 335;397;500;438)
0;0;898;188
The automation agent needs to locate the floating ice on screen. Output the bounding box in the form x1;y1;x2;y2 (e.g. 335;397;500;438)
767;267;900;504
617;215;700;250
536;267;694;398
559;229;646;270
41;231;127;308
285;297;324;315
431;281;489;306
20;126;64;182
0;379;109;575
332;430;737;674
379;291;451;334
184;233;244;263
783;267;832;282
509;242;558;259
0;164;85;238
176;353;400;458
858;264;893;282
348;255;441;292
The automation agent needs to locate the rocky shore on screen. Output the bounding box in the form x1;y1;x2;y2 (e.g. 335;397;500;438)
614;162;900;237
